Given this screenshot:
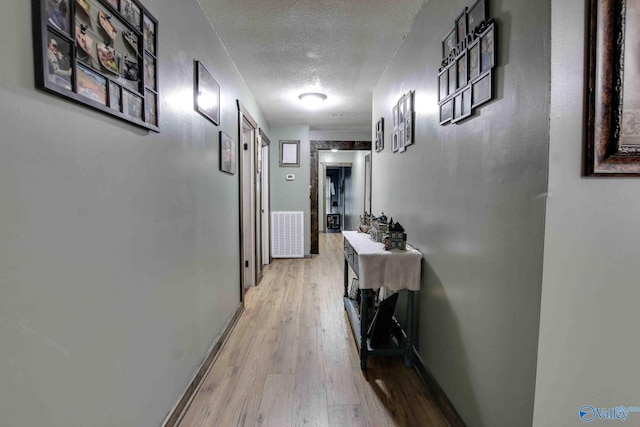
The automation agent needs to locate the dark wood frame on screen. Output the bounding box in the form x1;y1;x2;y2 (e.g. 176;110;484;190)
32;0;159;131
195;60;220;126
310;140;371;254
585;0;640;175
375;118;384;152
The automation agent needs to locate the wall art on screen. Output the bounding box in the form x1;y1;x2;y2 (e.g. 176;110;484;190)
437;0;496;125
585;0;640;176
194;60;220;126
32;0;159;131
375;117;384;152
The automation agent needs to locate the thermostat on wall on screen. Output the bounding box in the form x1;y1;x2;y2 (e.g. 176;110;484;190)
286;174;296;181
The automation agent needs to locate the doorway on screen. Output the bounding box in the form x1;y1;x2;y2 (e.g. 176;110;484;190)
238;102;264;300
322;164;352;233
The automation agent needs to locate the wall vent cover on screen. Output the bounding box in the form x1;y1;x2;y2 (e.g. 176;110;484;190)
271;211;304;258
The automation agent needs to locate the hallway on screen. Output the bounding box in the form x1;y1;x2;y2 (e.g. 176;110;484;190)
177;233;448;427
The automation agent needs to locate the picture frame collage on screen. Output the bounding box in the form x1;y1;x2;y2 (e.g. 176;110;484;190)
33;0;159;131
438;0;495;125
391;91;414;153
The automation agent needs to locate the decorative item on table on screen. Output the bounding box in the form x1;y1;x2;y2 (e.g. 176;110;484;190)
369;212;389;242
385;220;407;250
357;212;372;233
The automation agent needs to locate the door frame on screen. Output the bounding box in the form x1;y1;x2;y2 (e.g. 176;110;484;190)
310;140;371;254
237;101;260;301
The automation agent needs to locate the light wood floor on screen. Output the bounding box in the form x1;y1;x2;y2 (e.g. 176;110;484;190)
178;233;448;427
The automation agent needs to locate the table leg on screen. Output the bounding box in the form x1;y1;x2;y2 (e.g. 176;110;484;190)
404;290;415;367
360;288;369;369
343;257;349;298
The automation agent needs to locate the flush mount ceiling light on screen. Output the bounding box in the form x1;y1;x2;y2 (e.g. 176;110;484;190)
298;92;327;107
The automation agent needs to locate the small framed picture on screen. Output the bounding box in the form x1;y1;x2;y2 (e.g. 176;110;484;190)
392;103;399;129
457;51;468;89
122;56;139;82
438;68;449;102
442;28;456;59
46;32;73;91
398;95;405;125
439;98;453;125
467;0;486;35
145;89;157;126
392;130;399;152
144;53;156;90
121;0;141;30
109;82;121;111
194;60;220;126
279;140;300;167
375;117;384;152
47;0;71;34
480;24;495;74
143;14;156;55
448;62;457;95
77;63;107;105
452;87;472;123
472;70;492;108
456;9;467;45
468;39;481;80
220;131;237;174
398;126;406;153
123;89;143;120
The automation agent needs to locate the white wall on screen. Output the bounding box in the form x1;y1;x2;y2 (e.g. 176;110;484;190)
0;1;268;426
533;0;640;425
372;0;550;425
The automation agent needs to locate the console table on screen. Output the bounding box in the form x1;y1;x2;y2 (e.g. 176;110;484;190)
342;231;422;369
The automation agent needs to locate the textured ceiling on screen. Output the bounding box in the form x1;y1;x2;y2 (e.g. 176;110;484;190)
196;0;425;131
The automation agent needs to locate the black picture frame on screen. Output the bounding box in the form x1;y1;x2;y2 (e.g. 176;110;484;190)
468;38;481;80
194;60;220;126
440;98;453;125
472;70;492;108
479;24;495;74
32;0;159;132
220;131;237;175
438;68;449;102
442;28;456;60
585;0;640;176
457;50;468;89
375;117;384;152
467;0;486;36
456;9;467;45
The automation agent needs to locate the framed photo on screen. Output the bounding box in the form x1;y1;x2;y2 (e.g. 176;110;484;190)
398;94;405;125
480;24;495;74
456;9;467;45
121;0;141;30
392;130;399;152
392;103;399;129
47;0;71;34
467;0;486;35
448;62;457;95
440;98;453;125
453;87;472;123
194;60;220;126
443;28;456;59
220;131;237;175
472;70;492;108
123;89;143;120
438;68;449;102
145;89;157;126
33;0;160;131
457;51;468;89
143;14;156;55
398;126;406;153
77;63;107;105
375;117;384;152
109;81;121;111
405;91;414;146
279;140;300;167
468;38;481;80
45;32;73;91
586;0;640;175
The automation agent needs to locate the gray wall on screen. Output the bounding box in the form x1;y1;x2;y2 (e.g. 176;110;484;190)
533;0;640;425
372;0;550;426
0;0;268;426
